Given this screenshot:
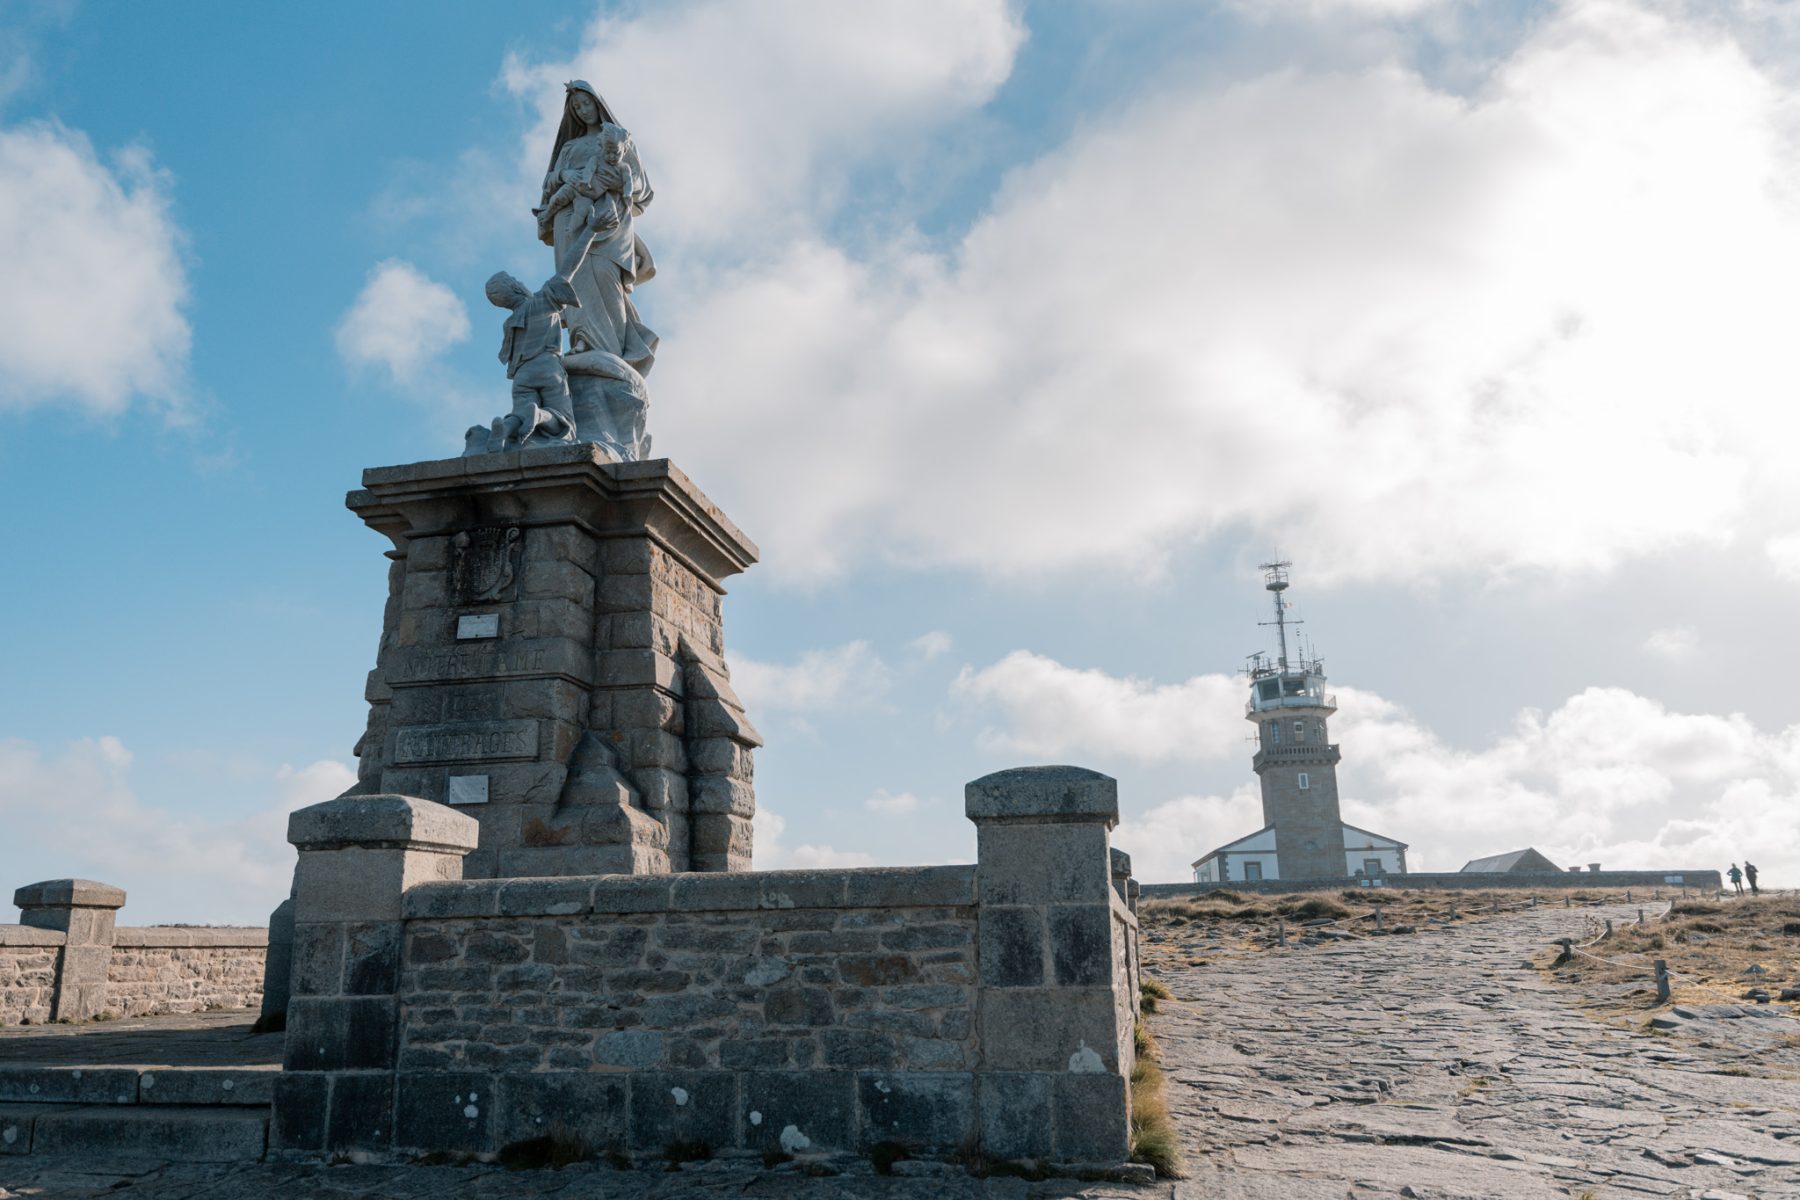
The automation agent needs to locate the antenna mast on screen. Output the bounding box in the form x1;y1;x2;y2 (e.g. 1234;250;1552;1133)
1258;560;1294;672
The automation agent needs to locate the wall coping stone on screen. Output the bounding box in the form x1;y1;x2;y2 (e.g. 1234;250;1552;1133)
404;864;978;921
965;766;1119;826
289;794;481;853
13;879;126;910
0;924;66;947
113;926;269;948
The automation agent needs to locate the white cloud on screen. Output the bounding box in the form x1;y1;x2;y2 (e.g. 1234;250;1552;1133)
910;630;953;662
731;639;890;714
335;259;471;384
752;805;877;869
1643;626;1698;660
1766;533;1800;583
0;123;190;416
951;650;1245;763
0;737;353;925
605;1;1795;587
956;650;1800;883
1111;787;1266;885
498;0;1024;257
865;789;922;817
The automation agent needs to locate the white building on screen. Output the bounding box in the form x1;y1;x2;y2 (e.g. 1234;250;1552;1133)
1192;821;1409;883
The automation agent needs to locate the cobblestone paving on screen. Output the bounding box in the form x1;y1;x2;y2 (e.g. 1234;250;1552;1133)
3;905;1795;1198
0;1011;279;1068
1155;902;1800;1198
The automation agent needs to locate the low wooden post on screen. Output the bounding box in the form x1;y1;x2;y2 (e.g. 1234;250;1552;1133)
1638;908;1645;925
1564;895;1571;908
1276;920;1287;948
1654;959;1670;1004
1374;905;1384;932
1491;898;1499;914
1448;902;1458;921
1553;938;1573;966
1604;918;1614;938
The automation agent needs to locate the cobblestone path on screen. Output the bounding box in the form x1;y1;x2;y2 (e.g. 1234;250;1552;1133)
1154;902;1800;1198
4;905;1795;1198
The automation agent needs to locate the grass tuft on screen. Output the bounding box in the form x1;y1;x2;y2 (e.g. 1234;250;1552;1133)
1129;1019;1187;1178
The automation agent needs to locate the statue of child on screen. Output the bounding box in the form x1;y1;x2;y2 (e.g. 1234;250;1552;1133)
482;271;580;452
536;122;638;245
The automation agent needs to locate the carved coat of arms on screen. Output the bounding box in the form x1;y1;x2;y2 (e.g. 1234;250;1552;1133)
450;526;522;603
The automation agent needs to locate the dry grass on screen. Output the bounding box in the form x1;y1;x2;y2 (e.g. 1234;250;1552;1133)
1546;894;1800;1016
1129;1019;1186;1179
1139;886;1678;968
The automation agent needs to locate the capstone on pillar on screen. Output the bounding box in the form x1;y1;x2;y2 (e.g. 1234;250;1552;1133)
13;878;125;1022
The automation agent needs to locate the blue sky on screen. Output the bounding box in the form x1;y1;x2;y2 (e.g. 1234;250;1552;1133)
5;0;1800;922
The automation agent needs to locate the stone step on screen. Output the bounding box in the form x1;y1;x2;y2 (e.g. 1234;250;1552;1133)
14;1104;267;1161
0;1065;275;1106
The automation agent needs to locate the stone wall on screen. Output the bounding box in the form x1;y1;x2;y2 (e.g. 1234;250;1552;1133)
0;928;63;1025
1143;867;1726;898
106;928;268;1018
2;881;267;1026
273;768;1141;1167
385;868;979;1157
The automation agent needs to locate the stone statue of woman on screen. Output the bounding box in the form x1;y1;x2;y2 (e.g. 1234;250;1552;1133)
524;81;657;460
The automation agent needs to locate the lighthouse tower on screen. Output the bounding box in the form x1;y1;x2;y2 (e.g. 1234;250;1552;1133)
1190;562;1408;884
1245;561;1346;880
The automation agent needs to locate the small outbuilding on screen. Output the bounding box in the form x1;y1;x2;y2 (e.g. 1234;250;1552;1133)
1459;847;1563;874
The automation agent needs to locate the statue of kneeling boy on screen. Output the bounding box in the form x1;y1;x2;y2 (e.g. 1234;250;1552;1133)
473;271;581;454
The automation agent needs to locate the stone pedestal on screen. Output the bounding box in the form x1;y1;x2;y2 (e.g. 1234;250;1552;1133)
14;879;124;1022
966;767;1134;1163
342;446;761;877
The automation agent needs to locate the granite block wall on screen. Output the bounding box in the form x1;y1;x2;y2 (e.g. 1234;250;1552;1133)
106;928;268;1018
0;929;63;1025
0;925;267;1026
272;768;1139;1166
387;868;980;1158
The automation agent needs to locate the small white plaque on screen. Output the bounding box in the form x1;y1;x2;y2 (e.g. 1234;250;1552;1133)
447;775;490;806
456;613;500;640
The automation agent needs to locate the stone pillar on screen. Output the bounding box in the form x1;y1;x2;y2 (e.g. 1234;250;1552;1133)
14;879;125;1022
342;447;760;879
258;895;295;1030
1109;847;1132;905
272;795;478;1157
967;767;1132;1163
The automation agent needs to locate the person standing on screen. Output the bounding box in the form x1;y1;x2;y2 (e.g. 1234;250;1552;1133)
1745;861;1760;896
1728;863;1744;896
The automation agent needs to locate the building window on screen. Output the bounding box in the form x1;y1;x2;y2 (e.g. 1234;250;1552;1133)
1270;723;1281;745
1297;772;1309;790
1317;721;1326;742
1244;861;1264;881
1293;720;1305;740
1363;858;1382;875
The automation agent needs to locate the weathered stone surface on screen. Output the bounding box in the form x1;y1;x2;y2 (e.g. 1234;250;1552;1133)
12;880;126;914
857;1072;974;1150
289;795;480;854
394;1071;493;1153
31;1105;267;1162
740;1071;855;1154
964;766;1118;825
